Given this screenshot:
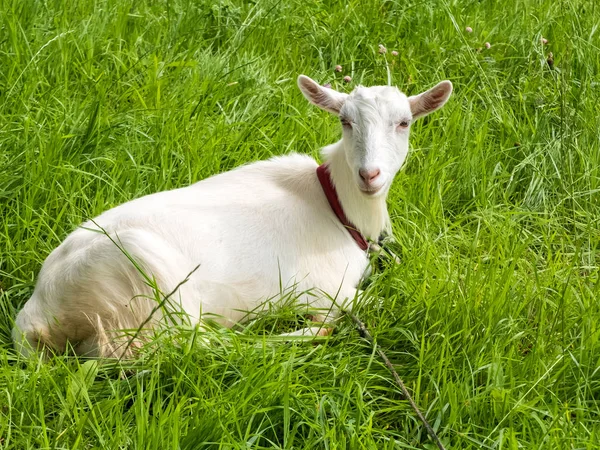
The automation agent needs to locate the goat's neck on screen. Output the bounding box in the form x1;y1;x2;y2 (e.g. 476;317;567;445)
323;141;391;241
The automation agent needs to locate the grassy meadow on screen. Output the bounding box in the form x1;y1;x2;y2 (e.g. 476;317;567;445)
1;0;600;447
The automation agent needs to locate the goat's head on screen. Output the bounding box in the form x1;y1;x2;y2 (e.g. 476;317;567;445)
298;75;452;197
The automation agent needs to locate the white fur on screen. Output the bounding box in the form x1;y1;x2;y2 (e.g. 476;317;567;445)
13;75;452;358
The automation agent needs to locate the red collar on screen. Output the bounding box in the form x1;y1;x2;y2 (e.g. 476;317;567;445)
316;164;369;251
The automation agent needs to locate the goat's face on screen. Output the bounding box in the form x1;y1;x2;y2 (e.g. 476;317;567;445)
298;75;452;197
338;86;413;196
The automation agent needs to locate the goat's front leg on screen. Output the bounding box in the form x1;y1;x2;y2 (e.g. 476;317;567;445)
279;287;360;339
279;313;335;338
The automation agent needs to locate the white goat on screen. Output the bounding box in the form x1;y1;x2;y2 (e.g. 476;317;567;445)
12;75;452;358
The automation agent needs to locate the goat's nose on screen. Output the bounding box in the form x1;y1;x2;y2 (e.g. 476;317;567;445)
359;168;381;184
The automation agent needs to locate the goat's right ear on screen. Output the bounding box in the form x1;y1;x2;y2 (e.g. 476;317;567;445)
297;75;348;115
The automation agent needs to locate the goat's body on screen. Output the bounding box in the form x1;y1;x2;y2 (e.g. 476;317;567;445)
13;75;452;359
13;153;368;357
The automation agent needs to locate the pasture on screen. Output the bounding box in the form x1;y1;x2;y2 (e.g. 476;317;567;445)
1;0;599;448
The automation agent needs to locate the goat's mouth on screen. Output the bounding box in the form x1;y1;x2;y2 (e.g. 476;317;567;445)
359;185;383;196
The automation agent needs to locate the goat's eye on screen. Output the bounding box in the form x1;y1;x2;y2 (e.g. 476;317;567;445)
340;118;353;129
396;120;410;130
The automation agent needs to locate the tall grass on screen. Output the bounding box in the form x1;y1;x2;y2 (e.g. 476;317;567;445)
1;0;599;447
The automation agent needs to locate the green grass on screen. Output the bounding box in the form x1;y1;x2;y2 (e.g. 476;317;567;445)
1;0;600;447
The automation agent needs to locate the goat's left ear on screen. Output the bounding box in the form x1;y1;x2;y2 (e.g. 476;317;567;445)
408;80;453;120
297;75;348;115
